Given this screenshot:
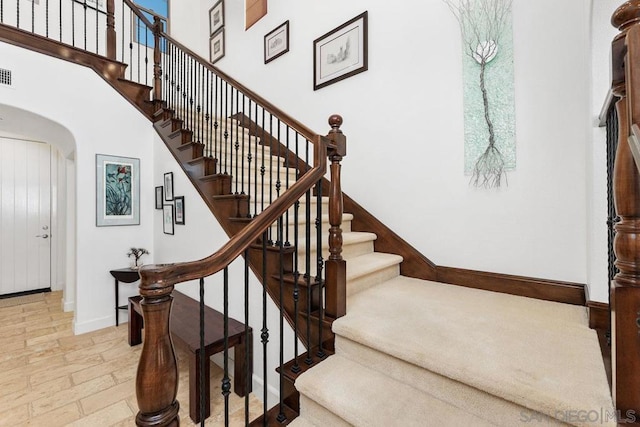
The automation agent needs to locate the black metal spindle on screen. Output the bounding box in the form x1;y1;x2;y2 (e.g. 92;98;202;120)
129;13;133;79
95;0;98;54
17;0;20;29
291;183;301;374
144;19;149;85
223;82;229;174
269;116;274;210
199;277;206;427
83;0;87;50
316;180;325;358
231;87;236;192
1;0;4;23
206;70;212;157
137;16;141;83
234;90;240;194
45;0;49;37
30;0;34;33
214;75;219;165
198;64;204;144
120;1;124;62
222;267;231;426
284;127;291;246
260;109;266;215
606;104;619;315
243;249;250;426
240;93;246;196
304;186;312;365
261;231;269;425
277;215;286;423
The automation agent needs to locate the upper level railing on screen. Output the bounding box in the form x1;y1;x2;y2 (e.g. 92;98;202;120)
0;1;349;424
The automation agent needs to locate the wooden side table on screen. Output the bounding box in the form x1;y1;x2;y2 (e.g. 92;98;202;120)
109;268;140;326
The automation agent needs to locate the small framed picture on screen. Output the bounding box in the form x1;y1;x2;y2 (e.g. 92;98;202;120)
164;172;174;201
163;204;174;235
209;0;224;36
264;20;290;64
175;196;185;225
210;29;225;64
313;11;368;91
155;186;163;210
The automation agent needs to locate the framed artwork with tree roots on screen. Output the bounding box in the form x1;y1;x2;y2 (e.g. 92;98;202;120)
445;0;515;189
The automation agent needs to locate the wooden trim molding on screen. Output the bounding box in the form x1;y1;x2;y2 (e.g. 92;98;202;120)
436;267;586;306
587;301;611;330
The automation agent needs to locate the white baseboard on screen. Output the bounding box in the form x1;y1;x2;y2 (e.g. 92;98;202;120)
74;314;114;335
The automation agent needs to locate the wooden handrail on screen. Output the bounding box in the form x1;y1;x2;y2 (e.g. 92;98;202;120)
138;135;329;290
122;0;157;31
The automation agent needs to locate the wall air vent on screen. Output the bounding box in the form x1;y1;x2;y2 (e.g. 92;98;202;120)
0;68;12;86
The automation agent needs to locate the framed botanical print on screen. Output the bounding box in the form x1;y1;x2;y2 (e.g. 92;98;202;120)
96;154;140;226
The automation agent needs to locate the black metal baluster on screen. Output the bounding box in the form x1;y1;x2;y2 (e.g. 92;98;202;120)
253;103;259;217
291;175;301;374
199;277;206;427
223;267;231;426
83;0;87;50
59;0;62;41
46;0;49;37
231;87;236;193
214;75;220;167
240;93;246;196
243;249;250;426
261;231;269;426
17;0;20;29
223;82;229;174
198;63;204;145
120;1;124;62
260;109;266;215
1;0;4;24
144;19;149;85
316;180;325;358
304;185;312;365
269;115;274;211
95;0;98;53
234;90;240;194
30;0;34;33
129;12;133;80
277;215;286;423
137;16;141;83
205;69;211;158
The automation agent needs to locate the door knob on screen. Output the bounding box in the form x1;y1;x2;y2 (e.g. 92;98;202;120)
36;234;49;239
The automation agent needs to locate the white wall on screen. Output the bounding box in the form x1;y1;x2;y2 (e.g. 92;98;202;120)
169;1;601;297
0;41;155;333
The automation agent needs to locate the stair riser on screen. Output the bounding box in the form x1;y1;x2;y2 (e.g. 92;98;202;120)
333;337;562;427
173;144;204;163
268;219;353;242
297;241;375;277
298;395;351;427
346;264;400;297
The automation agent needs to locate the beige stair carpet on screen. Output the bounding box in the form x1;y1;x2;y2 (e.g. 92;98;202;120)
328;276;614;427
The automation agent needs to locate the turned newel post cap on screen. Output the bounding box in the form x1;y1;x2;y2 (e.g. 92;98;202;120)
328;114;343;134
612;1;640;30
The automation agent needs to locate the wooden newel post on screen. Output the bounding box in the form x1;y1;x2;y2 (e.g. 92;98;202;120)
325;114;347;319
610;1;640;418
135;276;180;427
153;16;164;102
106;0;116;60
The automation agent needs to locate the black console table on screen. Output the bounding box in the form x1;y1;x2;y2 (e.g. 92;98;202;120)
109;268;140;326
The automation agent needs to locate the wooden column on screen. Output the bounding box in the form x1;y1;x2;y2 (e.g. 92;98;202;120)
106;0;116;60
152;16;163;102
611;1;640;417
324;115;347;319
135;280;180;427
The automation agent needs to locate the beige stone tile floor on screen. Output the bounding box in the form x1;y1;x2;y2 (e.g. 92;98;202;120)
0;291;262;426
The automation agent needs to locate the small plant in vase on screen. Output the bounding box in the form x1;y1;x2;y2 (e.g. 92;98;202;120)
127;247;149;269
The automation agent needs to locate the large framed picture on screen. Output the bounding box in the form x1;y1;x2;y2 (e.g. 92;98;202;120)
210;29;225;64
313;11;368;91
264;20;290;64
96;154;140;226
163;204;174;235
174;196;185;225
209;0;224;35
164;172;174;201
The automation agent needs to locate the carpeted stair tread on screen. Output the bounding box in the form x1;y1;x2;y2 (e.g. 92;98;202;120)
331;276;615;427
295;354;496;427
346;252;403;296
288;416;318;427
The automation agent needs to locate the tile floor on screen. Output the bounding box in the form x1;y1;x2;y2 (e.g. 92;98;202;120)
0;291;262;426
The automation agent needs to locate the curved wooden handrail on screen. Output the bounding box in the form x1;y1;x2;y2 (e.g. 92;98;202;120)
138;135;329;290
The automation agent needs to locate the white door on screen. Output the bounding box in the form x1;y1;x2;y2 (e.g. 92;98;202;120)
0;137;51;295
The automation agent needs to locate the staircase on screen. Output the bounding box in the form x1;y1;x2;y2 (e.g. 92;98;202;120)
0;1;627;425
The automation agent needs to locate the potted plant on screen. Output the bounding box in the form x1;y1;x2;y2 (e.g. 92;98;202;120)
127;247;149;269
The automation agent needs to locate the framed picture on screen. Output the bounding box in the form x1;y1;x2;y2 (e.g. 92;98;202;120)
72;0;106;13
210;29;225;64
209;0;224;36
155;186;163;210
174;196;185;225
313;11;368;91
163;204;174;235
164;172;174;201
264;20;290;64
96;154;140;226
